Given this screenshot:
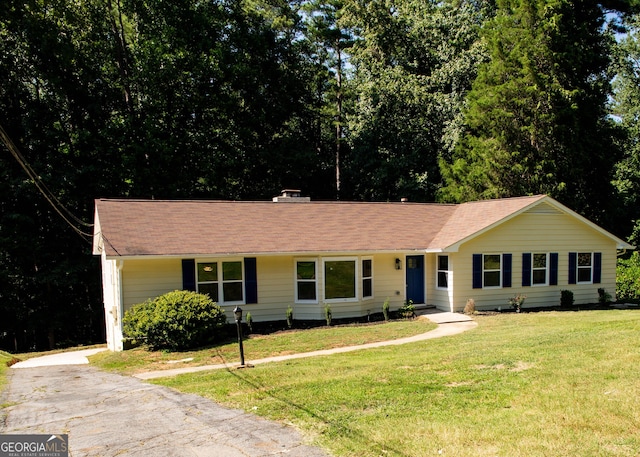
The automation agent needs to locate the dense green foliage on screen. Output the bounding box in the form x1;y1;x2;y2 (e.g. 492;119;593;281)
344;0;494;201
2;0;640;351
122;290;227;350
612;13;640;242
439;0;622;227
616;252;640;300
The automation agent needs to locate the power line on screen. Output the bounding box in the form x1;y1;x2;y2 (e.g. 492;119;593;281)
0;124;94;242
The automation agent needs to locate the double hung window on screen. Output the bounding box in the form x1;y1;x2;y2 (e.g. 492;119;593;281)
295;260;318;302
197;260;244;303
577;253;593;283
569;252;601;285
532;253;548;285
437;255;449;289
483;254;502;288
362;258;373;299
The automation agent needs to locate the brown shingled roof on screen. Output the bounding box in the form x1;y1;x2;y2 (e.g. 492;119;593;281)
430;195;548;248
93;196;549;257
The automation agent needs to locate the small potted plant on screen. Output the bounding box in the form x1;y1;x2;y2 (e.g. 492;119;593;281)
508;294;527;313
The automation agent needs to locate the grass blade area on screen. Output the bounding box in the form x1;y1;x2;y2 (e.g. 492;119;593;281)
150;310;640;457
91;319;438;375
0;350;12;393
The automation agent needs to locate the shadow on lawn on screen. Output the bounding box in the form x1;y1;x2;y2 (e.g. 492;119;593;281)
479;302;638;315
214;348;412;457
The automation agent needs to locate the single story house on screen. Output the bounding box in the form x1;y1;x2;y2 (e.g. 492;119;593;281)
93;191;633;351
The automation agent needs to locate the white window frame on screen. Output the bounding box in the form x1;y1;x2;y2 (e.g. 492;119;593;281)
197;259;245;305
436;255;450;290
323;257;359;303
295;258;318;303
532;253;549;286
483;254;502;289
361;257;373;299
577;252;593;284
197;262;219;301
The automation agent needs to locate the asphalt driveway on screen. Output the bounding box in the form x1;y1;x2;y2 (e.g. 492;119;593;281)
1;364;330;456
1;311;476;456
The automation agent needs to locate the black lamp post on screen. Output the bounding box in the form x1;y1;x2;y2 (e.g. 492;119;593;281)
233;306;245;367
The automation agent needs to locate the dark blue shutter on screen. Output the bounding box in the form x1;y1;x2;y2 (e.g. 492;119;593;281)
593;252;602;284
182;259;196;291
244;257;258;303
568;252;577;285
550;253;558;285
502;254;512;288
522;253;532;287
473;254;483;289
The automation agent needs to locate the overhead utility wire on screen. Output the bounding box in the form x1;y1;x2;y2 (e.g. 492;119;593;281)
0;124;93;228
0;124;94;242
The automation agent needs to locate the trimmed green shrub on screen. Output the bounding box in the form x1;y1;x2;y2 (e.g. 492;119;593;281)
560;290;574;307
123;290;227;350
382;299;390;321
617;252;640;301
598;288;612;304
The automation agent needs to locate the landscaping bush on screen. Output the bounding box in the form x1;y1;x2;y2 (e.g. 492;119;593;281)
245;312;253;334
508;293;526;313
398;300;416;319
560;290;574;307
286;305;294;328
598;288;612;304
464;298;476;314
123;290;227;350
382;299;390;321
617;252;640;301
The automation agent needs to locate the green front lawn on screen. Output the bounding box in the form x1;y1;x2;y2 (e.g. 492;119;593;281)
91;318;438;375
0;351;15;407
148;310;640;456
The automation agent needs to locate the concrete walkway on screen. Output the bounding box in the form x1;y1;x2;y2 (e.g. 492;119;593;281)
3;311;476;457
11;347;108;368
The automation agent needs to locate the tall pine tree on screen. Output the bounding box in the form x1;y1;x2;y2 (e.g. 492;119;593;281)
439;0;621;226
612;11;640;242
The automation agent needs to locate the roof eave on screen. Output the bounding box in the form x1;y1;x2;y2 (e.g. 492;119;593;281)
101;248;434;260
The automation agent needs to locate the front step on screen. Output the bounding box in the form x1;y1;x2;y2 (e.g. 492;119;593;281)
412;304;436;310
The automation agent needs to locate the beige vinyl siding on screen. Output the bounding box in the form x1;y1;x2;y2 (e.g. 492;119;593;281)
121;258;182;312
247;256;297;321
372;254;406;313
450;210;618;311
118;254;410;324
247;254;408;322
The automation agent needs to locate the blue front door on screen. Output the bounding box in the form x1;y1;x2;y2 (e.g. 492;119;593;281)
406;255;425;304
